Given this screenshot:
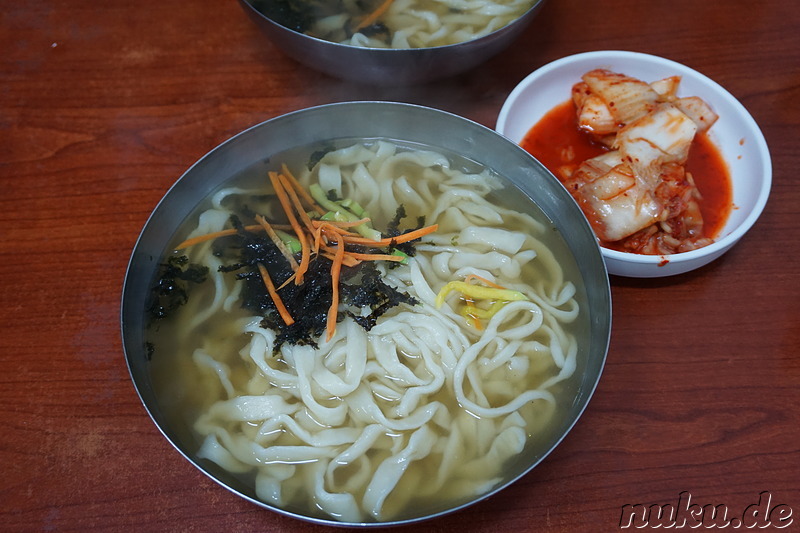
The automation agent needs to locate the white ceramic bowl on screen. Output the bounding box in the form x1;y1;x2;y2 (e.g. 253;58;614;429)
496;50;772;277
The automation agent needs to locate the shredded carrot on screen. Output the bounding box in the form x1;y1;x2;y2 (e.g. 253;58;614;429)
342;224;438;246
312;221;335;255
313;222;359;253
326;232;345;342
257;263;295;326
312;225;324;255
281;163;326;216
320;241;405;265
255;214;299;271
277;271;298;290
174;163;441;344
356;0;394;30
176;224;258;249
176;217;435;251
314;224;362;244
316;224;358;245
464;273;506;290
269;171;311;285
321;251;361;267
279;173;317;234
175;222;295;250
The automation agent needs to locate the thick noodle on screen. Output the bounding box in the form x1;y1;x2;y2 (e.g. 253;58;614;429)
170;140;580;522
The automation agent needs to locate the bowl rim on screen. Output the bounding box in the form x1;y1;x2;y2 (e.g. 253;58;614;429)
121;100;612;527
496;50;772;270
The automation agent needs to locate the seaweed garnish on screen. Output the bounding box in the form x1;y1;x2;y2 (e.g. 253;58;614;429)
384;205;427;263
307;143;337;170
341;262;418;331
216;215;334;349
218;234;418;351
146;254;208;326
209;206;427;352
146;192;433;354
217;215;292;277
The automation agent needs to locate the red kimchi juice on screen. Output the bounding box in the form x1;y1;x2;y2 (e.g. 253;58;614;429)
520;100;733;248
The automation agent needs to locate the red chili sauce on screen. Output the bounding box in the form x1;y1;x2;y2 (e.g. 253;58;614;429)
520;100;733;246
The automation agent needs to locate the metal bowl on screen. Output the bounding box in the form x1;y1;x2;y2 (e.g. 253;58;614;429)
121;101;611;526
237;0;547;85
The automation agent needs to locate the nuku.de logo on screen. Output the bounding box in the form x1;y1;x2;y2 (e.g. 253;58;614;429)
619;491;793;529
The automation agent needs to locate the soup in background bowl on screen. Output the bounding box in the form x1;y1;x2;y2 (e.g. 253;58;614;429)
121;102;611;526
237;0;547;84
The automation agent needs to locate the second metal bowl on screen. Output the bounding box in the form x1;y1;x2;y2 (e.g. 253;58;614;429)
238;0;547;85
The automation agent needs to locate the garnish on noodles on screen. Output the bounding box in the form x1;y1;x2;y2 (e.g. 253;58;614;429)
147;255;208;325
161;169;436;350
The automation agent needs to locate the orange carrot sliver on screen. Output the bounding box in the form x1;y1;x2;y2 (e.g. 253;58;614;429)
312;224;324;255
321;252;360;267
317;239;405;263
464;273;506;290
257;263;294;326
176;224;260;249
176;216;435;253
357;0;394;30
279;173;317;234
313;221;341;255
277;271;298;290
281;163;326;216
269;171;310;285
255;214;299;271
175;222;296;250
326;232;345;342
342;224;438;246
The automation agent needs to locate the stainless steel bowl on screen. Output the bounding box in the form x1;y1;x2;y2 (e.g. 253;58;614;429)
121;101;611;526
237;0;547;85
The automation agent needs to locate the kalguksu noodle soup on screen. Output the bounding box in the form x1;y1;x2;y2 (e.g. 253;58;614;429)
251;0;537;48
146;138;585;523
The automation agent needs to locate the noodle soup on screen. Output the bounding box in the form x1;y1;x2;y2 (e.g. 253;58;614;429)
145;138;589;523
250;0;539;48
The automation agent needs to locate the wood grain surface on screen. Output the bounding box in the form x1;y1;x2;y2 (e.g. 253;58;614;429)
1;0;798;531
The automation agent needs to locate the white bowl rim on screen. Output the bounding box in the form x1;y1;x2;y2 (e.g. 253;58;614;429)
497;50;772;269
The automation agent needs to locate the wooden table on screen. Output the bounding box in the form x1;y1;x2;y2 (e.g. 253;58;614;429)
2;0;798;531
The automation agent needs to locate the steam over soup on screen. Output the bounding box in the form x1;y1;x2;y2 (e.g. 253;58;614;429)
146;139;586;523
250;0;538;48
